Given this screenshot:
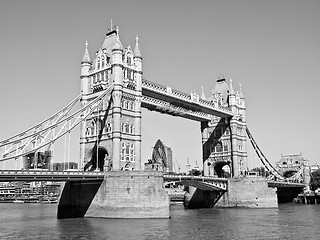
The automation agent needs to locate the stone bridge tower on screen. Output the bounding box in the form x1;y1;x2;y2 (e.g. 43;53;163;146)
79;25;143;171
201;78;247;177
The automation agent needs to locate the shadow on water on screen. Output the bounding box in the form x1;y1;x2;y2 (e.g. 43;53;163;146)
56;217;170;240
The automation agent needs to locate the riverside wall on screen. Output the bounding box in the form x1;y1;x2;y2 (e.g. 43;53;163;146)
216;176;278;208
86;170;170;218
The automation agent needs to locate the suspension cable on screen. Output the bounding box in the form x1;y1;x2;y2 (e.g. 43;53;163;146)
0;94;82;146
246;127;285;180
0;85;113;162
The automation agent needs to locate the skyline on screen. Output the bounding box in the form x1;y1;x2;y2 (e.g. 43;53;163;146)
0;0;319;172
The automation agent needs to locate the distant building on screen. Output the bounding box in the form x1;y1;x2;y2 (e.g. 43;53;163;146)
23;151;52;170
144;139;173;173
275;153;310;183
52;162;78;171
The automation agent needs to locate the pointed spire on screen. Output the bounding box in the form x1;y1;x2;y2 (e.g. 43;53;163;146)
229;78;235;94
110;19;113;31
113;26;123;50
81;41;91;63
239;83;244;99
201;86;206;99
134;35;142;57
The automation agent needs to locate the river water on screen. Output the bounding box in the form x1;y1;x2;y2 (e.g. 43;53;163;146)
0;203;320;240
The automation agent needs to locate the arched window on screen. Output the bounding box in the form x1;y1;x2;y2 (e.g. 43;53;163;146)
128;102;131;111
122;123;126;133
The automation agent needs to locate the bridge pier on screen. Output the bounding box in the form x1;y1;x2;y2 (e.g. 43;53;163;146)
85;171;170;218
216;176;278;208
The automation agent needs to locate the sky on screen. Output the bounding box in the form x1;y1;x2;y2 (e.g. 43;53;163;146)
0;0;319;172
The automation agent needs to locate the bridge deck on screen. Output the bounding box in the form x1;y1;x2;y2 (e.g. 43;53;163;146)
267;180;305;188
0;170;105;182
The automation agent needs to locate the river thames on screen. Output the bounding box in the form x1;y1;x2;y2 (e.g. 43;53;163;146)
0;203;320;240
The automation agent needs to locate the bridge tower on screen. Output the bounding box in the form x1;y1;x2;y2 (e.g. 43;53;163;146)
201;78;247;177
79;24;143;171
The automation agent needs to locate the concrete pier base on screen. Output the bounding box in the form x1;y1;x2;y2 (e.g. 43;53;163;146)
216;176;278;208
86;171;170;218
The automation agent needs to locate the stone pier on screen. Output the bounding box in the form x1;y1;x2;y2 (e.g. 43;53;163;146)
86;171;170;218
216;176;278;208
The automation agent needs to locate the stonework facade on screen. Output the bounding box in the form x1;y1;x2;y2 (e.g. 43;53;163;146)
79;25;142;171
201;78;247;177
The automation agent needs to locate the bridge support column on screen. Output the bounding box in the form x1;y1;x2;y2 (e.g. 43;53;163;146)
86;171;170;218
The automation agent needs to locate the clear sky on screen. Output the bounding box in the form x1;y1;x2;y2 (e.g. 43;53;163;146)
0;0;319;172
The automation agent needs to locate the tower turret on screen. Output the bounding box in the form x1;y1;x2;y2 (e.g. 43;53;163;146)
133;35;143;170
239;83;246;121
228;78;236;112
80;41;91;95
111;26;124;170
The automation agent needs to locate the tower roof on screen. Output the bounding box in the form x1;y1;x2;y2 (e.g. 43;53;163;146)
112;26;123;50
212;78;229;105
81;41;91;63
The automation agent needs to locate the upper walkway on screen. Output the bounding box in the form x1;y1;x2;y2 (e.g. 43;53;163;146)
141;79;234;121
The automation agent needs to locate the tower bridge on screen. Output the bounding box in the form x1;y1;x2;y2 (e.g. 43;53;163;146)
0;23;306;218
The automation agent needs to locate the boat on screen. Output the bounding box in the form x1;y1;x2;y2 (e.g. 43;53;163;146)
12;199;24;204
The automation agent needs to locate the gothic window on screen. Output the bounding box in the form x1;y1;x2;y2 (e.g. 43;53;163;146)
122;123;126;133
128;102;132;111
130;144;135;161
125;123;130;133
216;142;223;152
107;56;110;64
127;56;132;65
104;70;108;80
129;125;134;134
97;59;100;69
106;122;112;133
123;69;127;79
223;144;228;152
101;56;105;68
121;143;125;161
125;143;130;161
225;128;230;135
